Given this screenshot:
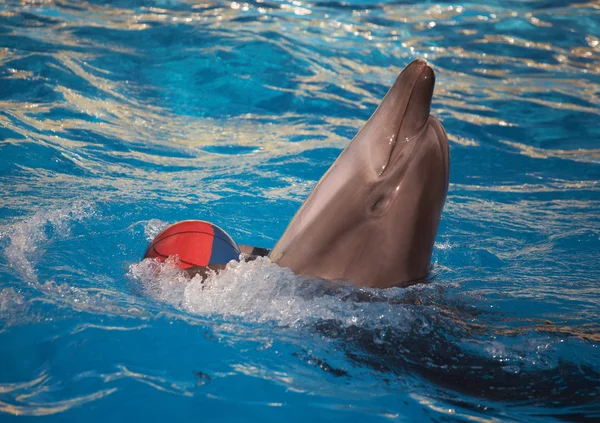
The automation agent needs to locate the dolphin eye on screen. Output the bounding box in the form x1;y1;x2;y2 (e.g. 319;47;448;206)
371;195;388;213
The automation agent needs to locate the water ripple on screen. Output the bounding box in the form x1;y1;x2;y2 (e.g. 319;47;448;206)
0;0;599;421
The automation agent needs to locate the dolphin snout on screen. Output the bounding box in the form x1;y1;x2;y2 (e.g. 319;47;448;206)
351;59;438;177
399;62;435;140
408;58;429;71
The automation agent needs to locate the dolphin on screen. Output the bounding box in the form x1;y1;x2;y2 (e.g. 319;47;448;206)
268;59;450;288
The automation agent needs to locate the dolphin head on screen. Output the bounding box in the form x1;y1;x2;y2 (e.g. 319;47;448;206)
271;59;450;288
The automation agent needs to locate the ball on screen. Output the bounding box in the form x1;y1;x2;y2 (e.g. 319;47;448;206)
143;220;241;270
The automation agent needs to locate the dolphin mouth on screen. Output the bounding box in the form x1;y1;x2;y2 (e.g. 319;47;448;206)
378;59;436;177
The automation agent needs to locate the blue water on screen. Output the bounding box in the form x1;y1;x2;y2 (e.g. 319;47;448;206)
1;0;599;421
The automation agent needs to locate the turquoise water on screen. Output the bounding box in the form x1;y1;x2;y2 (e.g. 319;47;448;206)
1;0;599;421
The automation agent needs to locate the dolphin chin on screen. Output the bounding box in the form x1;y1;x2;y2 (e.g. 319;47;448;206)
270;59;450;289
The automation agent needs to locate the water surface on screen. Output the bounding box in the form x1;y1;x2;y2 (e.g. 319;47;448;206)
0;0;599;421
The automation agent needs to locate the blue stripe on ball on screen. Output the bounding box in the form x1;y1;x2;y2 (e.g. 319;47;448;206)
209;225;241;265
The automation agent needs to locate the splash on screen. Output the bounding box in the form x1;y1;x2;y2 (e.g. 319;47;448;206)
1;202;95;283
129;256;446;335
143;219;169;241
0;288;28;331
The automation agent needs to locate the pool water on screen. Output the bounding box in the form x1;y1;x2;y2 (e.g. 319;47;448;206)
1;0;599;421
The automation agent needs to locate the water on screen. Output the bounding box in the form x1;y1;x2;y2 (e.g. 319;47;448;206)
0;0;599;421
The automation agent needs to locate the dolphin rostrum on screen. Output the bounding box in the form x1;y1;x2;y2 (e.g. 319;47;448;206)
269;59;450;288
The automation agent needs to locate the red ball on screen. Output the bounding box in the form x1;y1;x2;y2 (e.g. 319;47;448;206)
144;220;240;270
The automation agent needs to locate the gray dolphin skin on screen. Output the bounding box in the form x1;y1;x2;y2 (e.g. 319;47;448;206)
269;59;450;288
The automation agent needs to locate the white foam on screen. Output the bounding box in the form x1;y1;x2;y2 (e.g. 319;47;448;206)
434;240;453;250
1;202;94;283
129;256;433;333
0;287;28;329
144;219;169;241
